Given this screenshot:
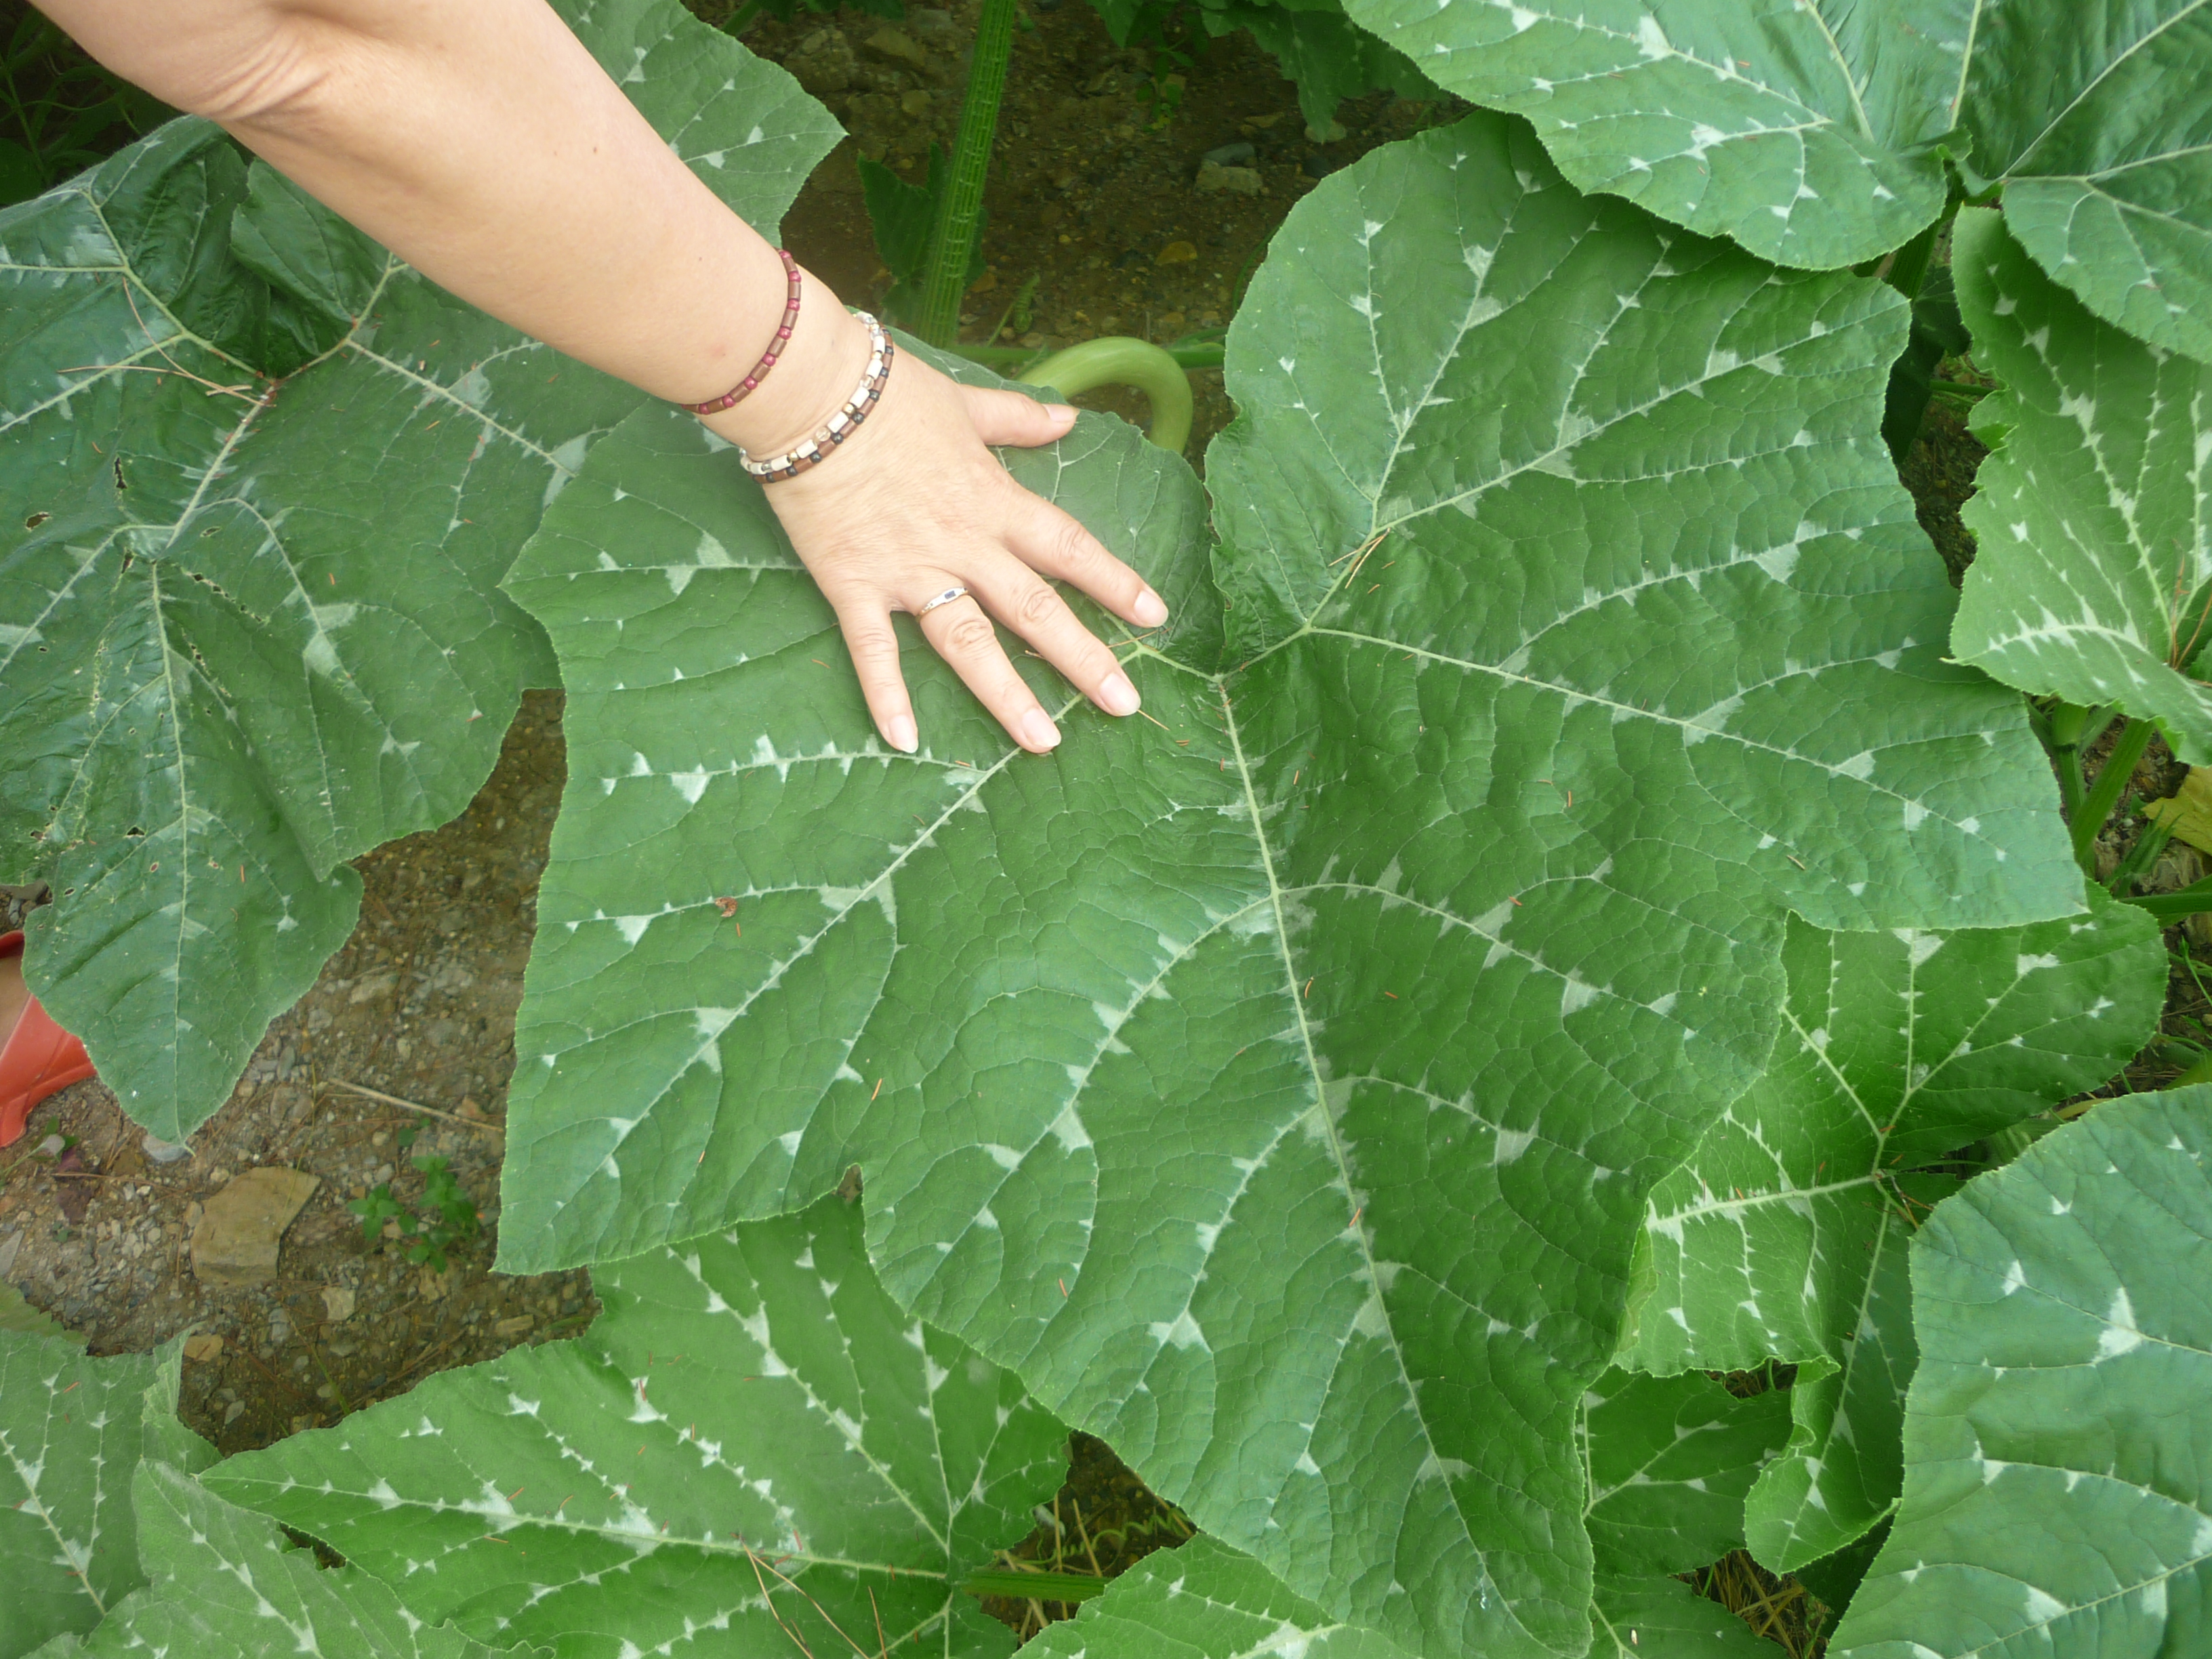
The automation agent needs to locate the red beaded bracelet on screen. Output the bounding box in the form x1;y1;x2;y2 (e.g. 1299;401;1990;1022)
678;248;802;415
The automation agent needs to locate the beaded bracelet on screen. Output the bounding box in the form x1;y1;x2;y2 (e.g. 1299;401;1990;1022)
678;249;802;415
739;312;894;483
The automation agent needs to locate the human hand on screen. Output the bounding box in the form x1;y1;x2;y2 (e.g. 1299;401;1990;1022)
739;342;1170;756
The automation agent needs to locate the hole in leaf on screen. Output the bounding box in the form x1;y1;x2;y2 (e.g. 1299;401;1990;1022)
24;511;48;530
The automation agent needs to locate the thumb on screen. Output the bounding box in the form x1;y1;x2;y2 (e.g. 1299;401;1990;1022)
963;385;1078;449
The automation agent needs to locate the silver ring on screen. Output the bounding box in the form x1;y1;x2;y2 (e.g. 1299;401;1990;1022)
916;586;970;616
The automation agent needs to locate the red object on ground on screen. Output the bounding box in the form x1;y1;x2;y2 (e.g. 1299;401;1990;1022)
0;931;95;1147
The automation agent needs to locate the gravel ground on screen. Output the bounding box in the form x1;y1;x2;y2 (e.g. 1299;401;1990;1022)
0;693;591;1456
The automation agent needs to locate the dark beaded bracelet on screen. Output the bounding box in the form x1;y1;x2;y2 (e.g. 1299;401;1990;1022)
678;248;802;415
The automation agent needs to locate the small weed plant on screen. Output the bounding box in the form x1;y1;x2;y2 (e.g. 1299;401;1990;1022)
3;2;2209;1658
346;1128;483;1274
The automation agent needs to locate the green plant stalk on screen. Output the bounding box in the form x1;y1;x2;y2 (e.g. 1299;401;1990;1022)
1021;337;1195;452
2043;700;2116;823
2106;809;2175;895
960;1568;1110;1602
2071;715;2157;875
1876;213;1944;301
915;0;1018;346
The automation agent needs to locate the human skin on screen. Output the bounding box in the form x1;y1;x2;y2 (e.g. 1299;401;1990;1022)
35;0;1168;755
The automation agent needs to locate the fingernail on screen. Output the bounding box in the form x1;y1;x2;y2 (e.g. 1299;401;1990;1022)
1099;670;1141;716
1134;587;1169;627
1021;709;1062;751
886;714;917;754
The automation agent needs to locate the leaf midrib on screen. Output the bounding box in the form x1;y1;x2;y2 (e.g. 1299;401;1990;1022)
1213;673;1527;1643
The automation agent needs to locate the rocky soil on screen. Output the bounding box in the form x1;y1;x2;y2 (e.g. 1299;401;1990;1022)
1;696;592;1454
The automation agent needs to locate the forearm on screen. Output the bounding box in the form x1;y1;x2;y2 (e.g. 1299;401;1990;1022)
37;0;860;453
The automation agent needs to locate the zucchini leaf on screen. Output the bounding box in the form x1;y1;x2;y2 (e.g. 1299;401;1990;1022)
1950;207;2212;759
1832;1088;2212;1656
1338;0;2212;361
495;112;2076;1659
1624;888;2162;1571
0;0;840;1138
206;1194;1069;1659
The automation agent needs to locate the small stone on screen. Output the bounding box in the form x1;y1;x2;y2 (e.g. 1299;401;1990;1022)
1195;162;1264;197
182;1332;224;1363
321;1284;356;1323
326;1338;358;1358
381;1219;402;1241
266;1316;290;1346
315;1383;337;1401
419;1265;457;1301
863;26;929;70
372;1164;394;1185
289;1414;316;1435
223;1399;246;1425
141;1132;190;1164
1155;241;1199;266
371;1130;389;1147
1305;119;1347;143
1202;140;1256;167
899;89;933;117
35;1134;63;1159
348;972;396;1004
495;1314;533;1338
457;1099;485;1122
190;1168;321;1288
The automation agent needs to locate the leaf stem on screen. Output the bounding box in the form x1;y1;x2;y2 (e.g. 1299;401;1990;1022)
1020;337;1194;451
2071;715;2156;875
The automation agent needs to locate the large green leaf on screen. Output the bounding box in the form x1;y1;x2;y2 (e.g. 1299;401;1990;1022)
1580;1368;1790;1578
1020;1536;1771;1659
1589;1577;1778;1658
205;1194;1069;1659
1337;0;2212;361
1950;207;2212;758
1578;1370;1792;1656
1624;889;2161;1572
1960;1;2212;365
32;1463;520;1659
493;112;2076;1659
1021;1535;1416;1659
1832;1088;2212;1657
0;1334;209;1659
0;0;839;1138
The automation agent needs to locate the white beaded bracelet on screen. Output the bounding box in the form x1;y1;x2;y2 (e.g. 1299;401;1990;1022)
739;312;893;482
